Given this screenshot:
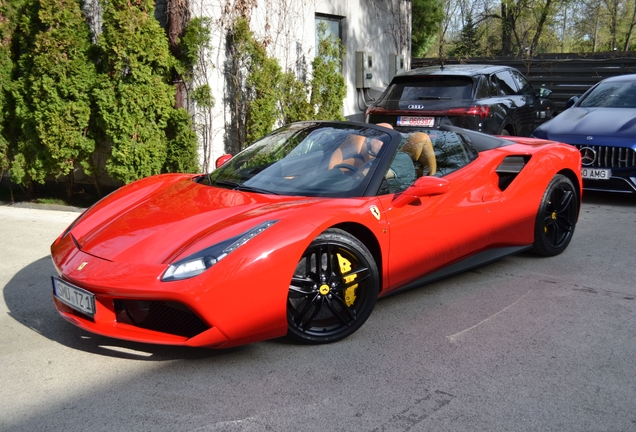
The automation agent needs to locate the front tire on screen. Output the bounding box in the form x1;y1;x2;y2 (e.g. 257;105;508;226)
287;229;379;344
532;174;578;256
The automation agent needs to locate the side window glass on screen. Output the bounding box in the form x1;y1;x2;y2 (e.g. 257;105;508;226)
377;131;476;195
511;71;533;96
432;132;474;176
495;71;517;96
474;75;490;99
379;139;418;194
488;75;500;97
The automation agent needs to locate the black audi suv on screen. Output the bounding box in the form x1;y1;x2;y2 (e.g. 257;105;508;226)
366;64;556;136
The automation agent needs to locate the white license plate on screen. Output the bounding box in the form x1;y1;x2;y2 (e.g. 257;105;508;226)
397;116;435;127
52;277;96;316
582;167;611;180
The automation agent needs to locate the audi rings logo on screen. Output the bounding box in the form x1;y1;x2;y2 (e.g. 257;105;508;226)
580;146;597;166
407;104;425;110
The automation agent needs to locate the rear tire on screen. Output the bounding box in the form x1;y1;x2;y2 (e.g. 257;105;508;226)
532;174;578;256
286;229;379;344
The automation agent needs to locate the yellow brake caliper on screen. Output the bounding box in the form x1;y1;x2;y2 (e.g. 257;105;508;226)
337;253;358;307
545;203;557;233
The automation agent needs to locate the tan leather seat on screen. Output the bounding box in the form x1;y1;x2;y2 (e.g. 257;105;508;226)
329;134;367;170
401;132;437;176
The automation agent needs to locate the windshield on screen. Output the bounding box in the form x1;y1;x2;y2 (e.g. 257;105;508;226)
579;81;636;108
206;123;393;197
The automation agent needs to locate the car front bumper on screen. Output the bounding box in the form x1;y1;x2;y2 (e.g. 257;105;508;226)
50;232;293;348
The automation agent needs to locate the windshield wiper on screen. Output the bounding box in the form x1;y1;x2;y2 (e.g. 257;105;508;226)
212;179;239;189
235;184;278;195
213;180;278;195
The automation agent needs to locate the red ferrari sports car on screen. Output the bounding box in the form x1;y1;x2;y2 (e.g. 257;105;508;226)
51;121;582;348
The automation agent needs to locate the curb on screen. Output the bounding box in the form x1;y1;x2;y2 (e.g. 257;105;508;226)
0;201;85;213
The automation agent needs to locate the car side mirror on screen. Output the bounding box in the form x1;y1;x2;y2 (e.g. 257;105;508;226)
215;154;233;169
566;96;579;109
537;87;552;98
392;177;450;208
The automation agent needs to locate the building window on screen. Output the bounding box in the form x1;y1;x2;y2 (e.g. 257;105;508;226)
315;14;343;58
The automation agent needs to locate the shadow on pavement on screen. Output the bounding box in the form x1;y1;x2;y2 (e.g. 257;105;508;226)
2;256;247;361
582;190;636;206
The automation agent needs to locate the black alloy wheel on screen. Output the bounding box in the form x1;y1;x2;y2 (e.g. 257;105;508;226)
533;174;579;256
287;228;379;344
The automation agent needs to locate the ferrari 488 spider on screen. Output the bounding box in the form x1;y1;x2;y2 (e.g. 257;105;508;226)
51;121;582;348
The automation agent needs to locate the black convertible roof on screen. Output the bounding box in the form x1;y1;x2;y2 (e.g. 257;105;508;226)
444;125;514;152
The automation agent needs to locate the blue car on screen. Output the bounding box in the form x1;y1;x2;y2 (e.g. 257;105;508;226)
532;74;636;193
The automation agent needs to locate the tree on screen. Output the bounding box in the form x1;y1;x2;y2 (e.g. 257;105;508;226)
93;0;198;185
0;0;19;177
472;0;563;57
309;24;346;121
500;0;518;55
227;17;283;151
166;0;190;108
226;18;347;151
179;17;216;171
279;71;312;124
412;0;445;57
449;13;480;57
528;0;559;57
11;0;95;197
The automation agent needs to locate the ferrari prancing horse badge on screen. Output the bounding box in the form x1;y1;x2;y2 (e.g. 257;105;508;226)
369;205;381;220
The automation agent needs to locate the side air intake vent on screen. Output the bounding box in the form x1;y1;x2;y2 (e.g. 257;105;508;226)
496;156;530;191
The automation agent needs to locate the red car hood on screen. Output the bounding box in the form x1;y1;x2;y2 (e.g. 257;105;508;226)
70;174;318;264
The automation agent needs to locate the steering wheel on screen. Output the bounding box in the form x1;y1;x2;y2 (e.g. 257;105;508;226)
333;163;359;173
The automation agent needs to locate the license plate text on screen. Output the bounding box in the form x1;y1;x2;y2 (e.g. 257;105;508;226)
582;168;611;180
397;116;435;127
53;278;96;316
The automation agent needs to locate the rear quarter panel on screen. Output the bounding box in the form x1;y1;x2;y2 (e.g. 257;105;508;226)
482;139;582;246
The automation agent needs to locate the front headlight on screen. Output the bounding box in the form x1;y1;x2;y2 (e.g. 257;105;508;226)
161;220;278;281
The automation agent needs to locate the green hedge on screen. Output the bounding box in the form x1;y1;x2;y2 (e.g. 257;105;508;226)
1;0;199;196
0;3;347;197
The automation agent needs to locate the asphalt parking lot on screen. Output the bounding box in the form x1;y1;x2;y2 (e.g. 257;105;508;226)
1;192;635;432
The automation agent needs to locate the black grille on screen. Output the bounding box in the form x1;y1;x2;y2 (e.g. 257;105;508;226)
115;300;210;338
576;145;636;168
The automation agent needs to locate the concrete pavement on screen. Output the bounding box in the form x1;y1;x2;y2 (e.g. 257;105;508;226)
1;193;635;431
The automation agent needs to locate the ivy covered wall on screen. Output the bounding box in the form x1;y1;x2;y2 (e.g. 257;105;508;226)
188;0;411;168
0;0;410;197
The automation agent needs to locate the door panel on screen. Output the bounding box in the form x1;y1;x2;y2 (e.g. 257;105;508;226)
377;164;497;292
510;70;538;135
494;71;533;136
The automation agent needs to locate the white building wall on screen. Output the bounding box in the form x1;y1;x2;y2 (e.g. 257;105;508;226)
189;0;411;171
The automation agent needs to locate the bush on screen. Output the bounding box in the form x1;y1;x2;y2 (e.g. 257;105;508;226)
0;3;347;199
228;17;347;149
2;0;200;196
10;0;95;196
94;0;198;185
